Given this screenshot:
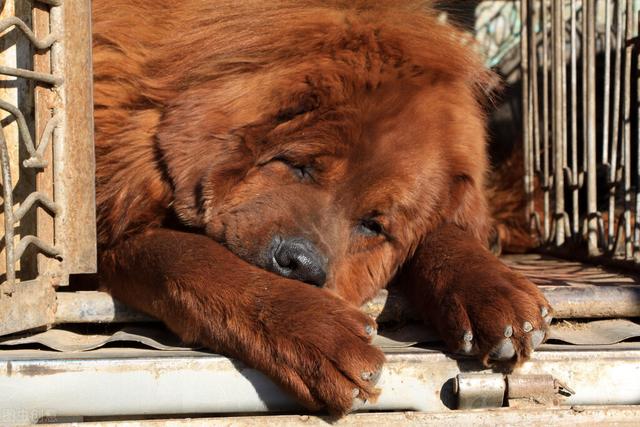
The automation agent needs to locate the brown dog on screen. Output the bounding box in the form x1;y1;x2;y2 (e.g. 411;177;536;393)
93;0;551;414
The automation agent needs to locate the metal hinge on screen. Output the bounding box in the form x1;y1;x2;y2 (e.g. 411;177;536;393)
454;373;575;409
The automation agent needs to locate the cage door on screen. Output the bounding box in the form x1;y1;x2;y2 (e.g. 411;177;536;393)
0;0;95;336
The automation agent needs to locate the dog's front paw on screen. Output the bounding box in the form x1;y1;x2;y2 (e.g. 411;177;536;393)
432;261;552;366
253;284;385;415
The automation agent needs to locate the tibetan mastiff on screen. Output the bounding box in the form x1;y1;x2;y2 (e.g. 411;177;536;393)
93;0;551;414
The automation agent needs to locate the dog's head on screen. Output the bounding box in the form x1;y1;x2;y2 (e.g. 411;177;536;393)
154;2;493;304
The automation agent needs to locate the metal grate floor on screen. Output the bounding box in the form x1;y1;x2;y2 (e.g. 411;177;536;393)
0;254;639;424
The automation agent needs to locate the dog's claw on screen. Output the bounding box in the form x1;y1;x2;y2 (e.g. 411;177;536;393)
460;330;474;354
351;398;367;412
531;330;545;348
489;338;515;360
522;321;533;333
365;324;376;337
504;325;513;338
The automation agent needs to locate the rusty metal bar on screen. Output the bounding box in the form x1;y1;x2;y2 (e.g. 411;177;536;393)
636;11;640;261
602;1;612;166
1;348;639;422
530;0;541;174
506;374;570;399
0;65;62;85
0;99;47;167
55;292;155;324
48;0;97;277
0;0;96;335
12;192;58;223
585;0;599;255
552;0;566;245
522;0;532;227
33;113;61;162
570;0;580;237
609;0;625;253
13;235;61;260
543;284;640;318
0;3;62;295
0;279;55;336
0;16;57;49
0;126;15;287
74;407;640;427
582;0;588;191
542;0;551;241
622;0;634;259
455;373;572;410
53;281;640;325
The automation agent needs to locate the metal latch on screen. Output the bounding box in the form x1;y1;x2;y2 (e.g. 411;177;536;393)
454;373;575;409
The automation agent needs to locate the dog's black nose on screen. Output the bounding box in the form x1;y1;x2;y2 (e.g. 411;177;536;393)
268;236;327;287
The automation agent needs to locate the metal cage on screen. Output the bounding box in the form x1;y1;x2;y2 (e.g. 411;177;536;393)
520;0;640;264
0;1;639;424
0;0;95;336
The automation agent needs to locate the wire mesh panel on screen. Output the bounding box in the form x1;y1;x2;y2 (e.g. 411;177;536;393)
521;0;640;265
476;1;523;70
0;0;95;336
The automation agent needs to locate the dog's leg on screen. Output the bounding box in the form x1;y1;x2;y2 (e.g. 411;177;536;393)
398;223;552;365
99;228;384;414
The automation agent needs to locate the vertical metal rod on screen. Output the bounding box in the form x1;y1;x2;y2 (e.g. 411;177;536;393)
586;0;599;255
635;11;640;260
609;0;624;252
582;0;589;175
531;0;541;173
0;126;15;287
49;4;66;277
528;0;539;238
527;0;537;210
522;0;535;229
623;0;634;259
552;0;566;245
542;0;551;241
550;0;556;178
570;0;580;235
561;0;569;236
561;2;568;175
602;0;612;165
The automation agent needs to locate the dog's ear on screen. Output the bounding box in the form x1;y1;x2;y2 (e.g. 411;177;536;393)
154;84;257;228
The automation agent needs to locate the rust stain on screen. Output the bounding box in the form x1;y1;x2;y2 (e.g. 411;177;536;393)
17;364;65;377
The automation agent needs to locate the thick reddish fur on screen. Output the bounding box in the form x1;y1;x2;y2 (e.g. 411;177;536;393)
93;0;550;414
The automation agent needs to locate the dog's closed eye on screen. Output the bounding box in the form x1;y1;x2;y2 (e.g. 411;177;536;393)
357;218;384;237
273;157;314;181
